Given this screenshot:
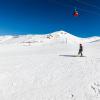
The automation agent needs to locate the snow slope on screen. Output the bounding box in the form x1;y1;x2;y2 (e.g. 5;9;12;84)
0;31;100;100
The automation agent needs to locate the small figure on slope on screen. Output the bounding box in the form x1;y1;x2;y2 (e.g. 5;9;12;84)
78;44;83;56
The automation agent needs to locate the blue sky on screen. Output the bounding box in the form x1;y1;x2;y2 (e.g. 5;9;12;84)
0;0;100;37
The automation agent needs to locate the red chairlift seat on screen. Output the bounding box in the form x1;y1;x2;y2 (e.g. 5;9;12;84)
73;11;79;17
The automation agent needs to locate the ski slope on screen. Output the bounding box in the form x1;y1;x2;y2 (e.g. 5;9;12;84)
0;31;100;100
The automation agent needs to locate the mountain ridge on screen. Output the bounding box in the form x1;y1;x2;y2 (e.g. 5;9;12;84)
0;30;99;44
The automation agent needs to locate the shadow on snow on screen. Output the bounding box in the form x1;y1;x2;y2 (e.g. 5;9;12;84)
59;55;85;57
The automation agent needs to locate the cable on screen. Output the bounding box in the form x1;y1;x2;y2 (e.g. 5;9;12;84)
47;0;100;16
76;0;100;10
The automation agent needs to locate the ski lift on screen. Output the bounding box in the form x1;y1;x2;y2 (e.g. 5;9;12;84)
73;8;79;17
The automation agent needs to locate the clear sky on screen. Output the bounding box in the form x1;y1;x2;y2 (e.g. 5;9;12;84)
0;0;100;37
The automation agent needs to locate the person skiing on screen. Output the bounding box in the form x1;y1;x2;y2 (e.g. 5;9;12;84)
78;44;83;56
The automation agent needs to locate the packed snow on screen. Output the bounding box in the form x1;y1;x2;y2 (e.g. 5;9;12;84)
0;31;100;100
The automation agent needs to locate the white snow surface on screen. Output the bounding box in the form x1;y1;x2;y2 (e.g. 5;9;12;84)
0;31;100;100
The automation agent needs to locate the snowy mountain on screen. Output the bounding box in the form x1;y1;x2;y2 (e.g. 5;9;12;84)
50;31;100;43
0;30;100;45
0;31;100;44
0;31;100;100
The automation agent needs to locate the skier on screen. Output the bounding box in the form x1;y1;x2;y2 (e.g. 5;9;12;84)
78;44;83;56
